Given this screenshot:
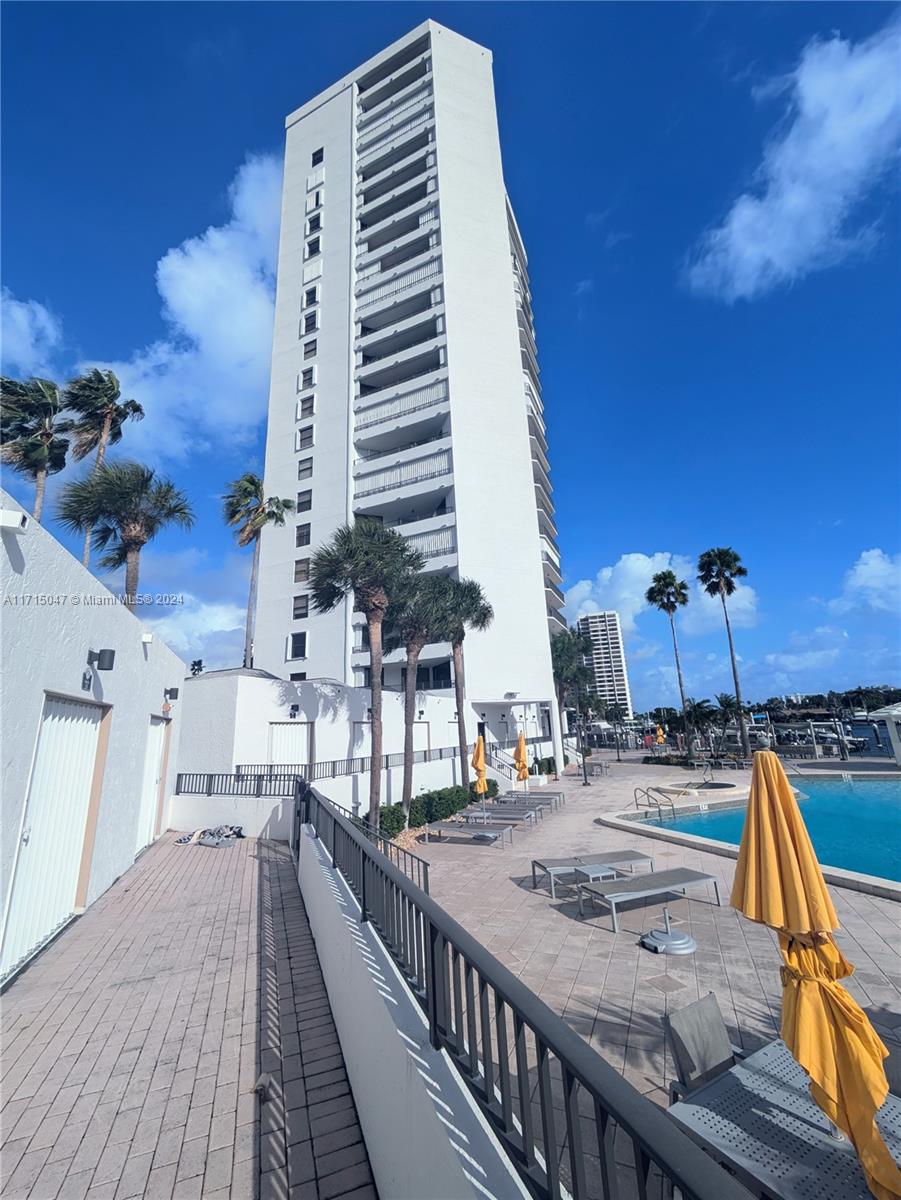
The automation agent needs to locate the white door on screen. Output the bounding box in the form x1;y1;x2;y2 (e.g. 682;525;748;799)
268;722;311;766
136;717;167;854
1;696;102;978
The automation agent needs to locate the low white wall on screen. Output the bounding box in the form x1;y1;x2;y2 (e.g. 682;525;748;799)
298;827;527;1200
1;489;186;914
166;793;291;840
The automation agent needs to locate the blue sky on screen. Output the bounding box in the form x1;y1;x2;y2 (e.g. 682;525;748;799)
3;2;899;708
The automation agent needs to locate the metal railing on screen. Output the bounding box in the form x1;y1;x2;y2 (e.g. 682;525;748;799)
174;771;298;797
231;743;466;783
325;793;430;893
356;258;441;313
296;785;747;1200
354;451;452;498
354;379;448;429
357;108;433;159
633;786;677;820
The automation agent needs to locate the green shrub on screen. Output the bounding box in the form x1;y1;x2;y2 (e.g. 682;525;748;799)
378;804;406;839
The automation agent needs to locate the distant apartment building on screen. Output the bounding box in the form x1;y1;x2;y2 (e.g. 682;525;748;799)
577;611;633;718
252;21;564;758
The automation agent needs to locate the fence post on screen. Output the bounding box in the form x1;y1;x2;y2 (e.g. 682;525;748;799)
426;919;442;1051
422;861;430;896
205;774;213;796
255;774;263;797
359;844;368;924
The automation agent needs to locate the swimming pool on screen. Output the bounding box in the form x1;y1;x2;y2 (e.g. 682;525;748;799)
645;775;901;883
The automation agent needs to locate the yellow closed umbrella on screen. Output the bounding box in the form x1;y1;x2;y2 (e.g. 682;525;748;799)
731;752;901;1200
471;736;488;818
514;732;530;792
656;725;666;745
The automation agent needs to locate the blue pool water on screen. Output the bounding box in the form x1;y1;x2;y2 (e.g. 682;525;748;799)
647;776;901;882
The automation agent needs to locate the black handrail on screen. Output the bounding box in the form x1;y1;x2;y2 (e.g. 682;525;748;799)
325;792;429;894
296;783;747;1200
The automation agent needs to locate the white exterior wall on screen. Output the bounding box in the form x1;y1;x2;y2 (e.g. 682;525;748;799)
254;86;357;681
429;27;556;706
0;490;185;917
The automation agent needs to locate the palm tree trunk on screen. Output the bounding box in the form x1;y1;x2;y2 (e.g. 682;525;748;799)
452;639;469;787
402;642;424;827
124;547;140;611
244;533;260;668
33;468;47;522
82;416;113;566
368;613;384;828
721;593;751;757
669;613;692;751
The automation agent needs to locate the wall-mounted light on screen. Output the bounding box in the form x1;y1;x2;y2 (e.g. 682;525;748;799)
83;647;115;691
418;710;424;720
141;632;154;645
164;687;179;701
289;704;299;719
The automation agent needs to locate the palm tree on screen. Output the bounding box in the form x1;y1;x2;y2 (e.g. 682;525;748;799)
222;473;295;669
1;377;73;521
646;570;691;745
310;520;424;827
438;578;494;788
684;697;715;730
191;659;204;676
391;574;453;826
64;369;144;566
714;692;738;748
57;461;194;609
550;626;592;716
698;547;751;757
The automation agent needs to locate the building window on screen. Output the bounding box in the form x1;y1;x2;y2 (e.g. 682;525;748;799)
297;489;313;512
304;312;318;335
296;523;311;547
297;457;313;480
303;339;317;360
290;672;307;682
298;396;314;419
311;148;324;166
297;426;314;450
293;595;309;620
305;236;320;259
312;188;323;209
290;632;307;659
307;214;321;234
304;286;319;308
294;558;310;583
300;367;315;390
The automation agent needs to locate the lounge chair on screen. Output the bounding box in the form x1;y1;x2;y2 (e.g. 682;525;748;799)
500;791;561;811
532;851;655;898
664;992;746;1102
464;806;539;828
576;867;722;931
425;821;513;847
492;796;549;817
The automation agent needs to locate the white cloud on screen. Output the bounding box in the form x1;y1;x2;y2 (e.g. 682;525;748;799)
565;550;758;636
686;16;901;301
1;289;63;375
574;279;595;296
764;625;848;673
81;153;283;462
146;595;247;668
828;548;901;614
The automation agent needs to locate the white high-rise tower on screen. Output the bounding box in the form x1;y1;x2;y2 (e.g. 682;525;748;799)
254;21;565;761
576;612;633;718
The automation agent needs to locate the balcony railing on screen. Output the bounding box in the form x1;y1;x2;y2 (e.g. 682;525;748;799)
357;86;432;143
354;448;451;498
356;259;441;314
354;378;449;429
404;526;456;559
356;430;446;461
357;109;433;160
296;786;748;1200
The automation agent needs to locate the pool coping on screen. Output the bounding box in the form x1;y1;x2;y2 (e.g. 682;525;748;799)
597;793;901;903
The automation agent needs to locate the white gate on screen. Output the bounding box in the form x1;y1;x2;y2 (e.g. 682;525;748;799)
136;716;167;854
268;722;312;765
1;695;103;978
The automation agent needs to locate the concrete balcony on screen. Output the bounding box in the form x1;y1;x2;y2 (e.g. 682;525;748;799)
355;257;441;317
358;314;441;366
356;87;433;147
534;478;555;517
547;606;568;632
357;69;432;127
356;429;448;466
355;245;441;299
356;193;436;250
358;177;435;231
355;342;444;396
357;214;438;275
354;372;449;435
542;550;563;586
353;445;452;502
357;153;433;208
532;452;552;496
357;128;433;183
545;577;566;608
356;109;434;166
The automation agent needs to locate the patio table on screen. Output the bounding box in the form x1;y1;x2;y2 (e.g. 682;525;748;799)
669;1038;901;1200
573;852;655;885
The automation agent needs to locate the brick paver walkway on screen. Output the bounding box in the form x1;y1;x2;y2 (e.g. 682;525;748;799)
0;834;375;1200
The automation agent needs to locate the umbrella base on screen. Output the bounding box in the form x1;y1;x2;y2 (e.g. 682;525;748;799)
640;908;697;954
